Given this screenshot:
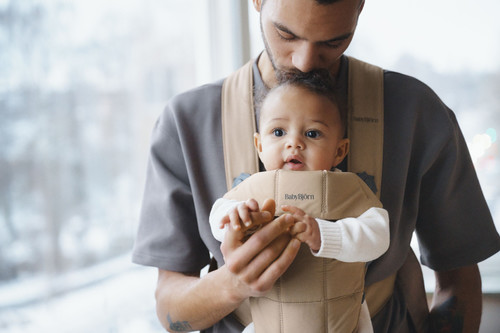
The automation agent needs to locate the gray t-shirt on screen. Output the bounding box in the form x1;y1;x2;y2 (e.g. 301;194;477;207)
132;56;500;332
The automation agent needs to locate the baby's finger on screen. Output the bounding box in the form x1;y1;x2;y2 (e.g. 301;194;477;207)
245;198;260;212
229;208;242;230
219;215;230;229
237;203;252;228
281;205;305;217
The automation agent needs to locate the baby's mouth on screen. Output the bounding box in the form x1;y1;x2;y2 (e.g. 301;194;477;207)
285;156;304;169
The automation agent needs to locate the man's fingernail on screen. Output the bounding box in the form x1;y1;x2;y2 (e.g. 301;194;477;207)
244;221;252;227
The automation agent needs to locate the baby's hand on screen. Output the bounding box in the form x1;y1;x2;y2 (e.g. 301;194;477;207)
220;198;276;233
283;205;321;252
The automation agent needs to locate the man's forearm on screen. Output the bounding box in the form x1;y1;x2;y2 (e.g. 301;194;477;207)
429;264;482;333
155;268;244;332
154;213;300;332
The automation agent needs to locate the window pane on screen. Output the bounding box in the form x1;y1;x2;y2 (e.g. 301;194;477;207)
0;0;211;331
248;0;500;291
349;0;500;292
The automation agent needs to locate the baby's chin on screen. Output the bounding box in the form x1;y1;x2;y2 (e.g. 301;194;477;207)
281;164;333;172
282;162;309;171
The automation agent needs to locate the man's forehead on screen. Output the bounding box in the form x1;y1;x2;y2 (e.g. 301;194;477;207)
262;0;361;40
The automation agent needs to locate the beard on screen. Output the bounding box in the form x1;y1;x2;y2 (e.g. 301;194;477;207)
260;22;335;89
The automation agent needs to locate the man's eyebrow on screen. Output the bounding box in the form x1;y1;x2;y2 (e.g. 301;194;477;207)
273;21;352;44
323;32;353;44
274;22;297;37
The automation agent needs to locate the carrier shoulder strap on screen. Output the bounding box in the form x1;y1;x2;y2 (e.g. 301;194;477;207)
347;57;384;198
221;60;259;192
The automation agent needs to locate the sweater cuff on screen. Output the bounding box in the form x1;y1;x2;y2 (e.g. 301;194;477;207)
312;219;342;259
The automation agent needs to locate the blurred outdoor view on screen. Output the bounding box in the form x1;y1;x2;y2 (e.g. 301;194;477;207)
1;0;499;332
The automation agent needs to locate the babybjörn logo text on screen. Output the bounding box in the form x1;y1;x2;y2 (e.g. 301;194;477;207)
284;193;315;201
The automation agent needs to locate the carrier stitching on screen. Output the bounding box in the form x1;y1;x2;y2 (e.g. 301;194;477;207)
323;258;328;332
279;277;284;333
277;170;284;333
256;291;365;304
274;170;279;210
321;170;327;217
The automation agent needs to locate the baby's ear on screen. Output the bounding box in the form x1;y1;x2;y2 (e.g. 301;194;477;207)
254;133;263;152
333;138;350;167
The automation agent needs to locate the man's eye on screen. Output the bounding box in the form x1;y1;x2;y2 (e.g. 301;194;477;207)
273;129;285;137
305;130;320;138
324;41;343;49
277;30;295;41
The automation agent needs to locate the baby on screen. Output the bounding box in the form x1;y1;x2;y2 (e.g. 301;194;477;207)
210;76;389;333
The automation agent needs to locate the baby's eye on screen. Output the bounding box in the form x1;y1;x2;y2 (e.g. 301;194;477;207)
305;130;320;138
273;128;285;137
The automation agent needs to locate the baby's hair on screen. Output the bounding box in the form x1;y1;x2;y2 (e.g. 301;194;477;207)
255;72;347;136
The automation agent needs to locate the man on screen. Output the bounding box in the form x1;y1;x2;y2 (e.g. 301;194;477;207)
132;0;500;332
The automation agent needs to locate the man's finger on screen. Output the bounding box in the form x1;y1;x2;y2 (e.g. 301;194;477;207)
261;198;276;216
249;211;272;226
255;238;301;293
260;237;301;278
289;221;306;236
244;214;295;253
223;214;295;273
240;233;292;283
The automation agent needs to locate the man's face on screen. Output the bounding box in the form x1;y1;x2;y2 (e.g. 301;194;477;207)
256;0;363;78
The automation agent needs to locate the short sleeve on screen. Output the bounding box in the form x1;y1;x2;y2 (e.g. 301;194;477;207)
415;111;500;271
132;104;209;272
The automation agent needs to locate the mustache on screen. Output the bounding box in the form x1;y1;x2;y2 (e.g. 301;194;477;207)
275;68;336;90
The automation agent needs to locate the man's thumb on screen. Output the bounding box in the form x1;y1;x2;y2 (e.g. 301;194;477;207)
261;198;276;217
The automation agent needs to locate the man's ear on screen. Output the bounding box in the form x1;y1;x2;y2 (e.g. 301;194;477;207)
333;138;350;167
254;133;263;153
358;0;365;14
252;0;262;12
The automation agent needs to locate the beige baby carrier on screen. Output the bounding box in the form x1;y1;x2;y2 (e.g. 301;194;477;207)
220;56;429;332
224;170;382;332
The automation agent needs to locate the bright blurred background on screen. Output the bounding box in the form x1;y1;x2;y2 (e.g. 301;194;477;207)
0;0;499;332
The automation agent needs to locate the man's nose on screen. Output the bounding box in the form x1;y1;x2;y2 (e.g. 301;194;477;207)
291;42;321;73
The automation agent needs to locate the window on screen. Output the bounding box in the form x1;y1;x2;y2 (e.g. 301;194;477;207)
0;0;248;331
247;0;500;292
349;0;500;292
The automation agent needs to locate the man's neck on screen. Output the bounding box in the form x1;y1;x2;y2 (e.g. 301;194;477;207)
257;52;277;88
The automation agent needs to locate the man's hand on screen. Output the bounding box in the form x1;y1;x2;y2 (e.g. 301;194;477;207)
429;264;482;333
220;199;300;300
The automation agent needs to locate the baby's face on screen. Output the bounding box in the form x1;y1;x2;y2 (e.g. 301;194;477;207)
255;85;348;171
